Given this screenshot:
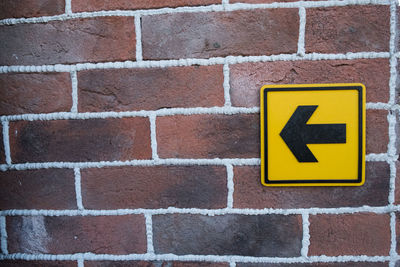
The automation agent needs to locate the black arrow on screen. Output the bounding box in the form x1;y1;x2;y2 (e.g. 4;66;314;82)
280;105;346;163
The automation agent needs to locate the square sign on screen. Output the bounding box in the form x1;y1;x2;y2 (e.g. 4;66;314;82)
260;83;365;186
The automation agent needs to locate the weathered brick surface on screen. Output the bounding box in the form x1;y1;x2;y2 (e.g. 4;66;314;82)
0;17;135;65
305;6;390;53
157;114;259;158
233;162;390;209
366;109;388;154
142;9;299;60
309;213;391;256
153;214;302;256
72;0;219;12
9;118;151;163
7;215;146;254
81;166;227;209
397;161;400;205
0;0;65;19
85;261;228;267
230;59;390;107
0;169;76;210
0;73;72;115
0;261;76;267
237;263;387;267
78;65;224;112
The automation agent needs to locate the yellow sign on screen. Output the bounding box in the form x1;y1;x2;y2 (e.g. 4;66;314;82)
260;83;365;186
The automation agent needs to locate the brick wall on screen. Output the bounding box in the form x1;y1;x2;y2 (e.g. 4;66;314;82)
0;0;399;266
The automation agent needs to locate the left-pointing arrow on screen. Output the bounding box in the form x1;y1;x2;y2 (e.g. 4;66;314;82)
280;105;346;163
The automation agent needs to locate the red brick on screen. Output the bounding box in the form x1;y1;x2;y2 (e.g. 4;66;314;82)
309;213;391;256
157;114;259;158
366;109;388;154
7;215;146;254
78;65;224;112
0;0;65;19
0;17;135;65
81;166;227;209
230;59;390;107
0;73;72;115
142;9;299;60
305;6;390;53
0;123;4;164
72;0;219;12
153;214;302;256
237;263;387;267
233;162;390;209
0;169;76;210
0;261;76;267
9;118;151;163
85;261;228;267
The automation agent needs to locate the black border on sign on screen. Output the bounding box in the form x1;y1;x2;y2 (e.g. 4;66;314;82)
263;86;363;184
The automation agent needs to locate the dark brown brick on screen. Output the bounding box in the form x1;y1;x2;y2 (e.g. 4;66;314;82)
0;261;76;267
7;215;146;254
81;166;227;209
0;73;72;115
85;261;228;267
305;6;390;53
366;109;388;154
0;123;4;164
157;114;259;158
72;0;219;12
0;0;65;19
0;169;76;210
153;214;302;256
237;263;387;267
230;59;390;107
309;213;391;256
0;17;135;65
233;162;390;209
142;9;299;60
78;65;224;112
9;118;151;163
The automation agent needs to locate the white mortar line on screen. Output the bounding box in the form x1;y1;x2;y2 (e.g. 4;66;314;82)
0;100;394;123
366;102;393;110
0;153;392;172
134;15;143;61
297;7;306;56
223;64;232;107
0;158;260;171
74;168;84;210
301;213;310;258
389;57;397;106
2;121;11;165
0;52;391;74
65;0;72;15
145;213;155;254
222;0;230;6
70;71;78;113
0;205;393;217
0;107;260;122
0;253;392;263
389;212;397;267
0;216;8;254
77;259;84;267
229;262;236;267
149;114;159;160
226;164;234;209
0;0;391;25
